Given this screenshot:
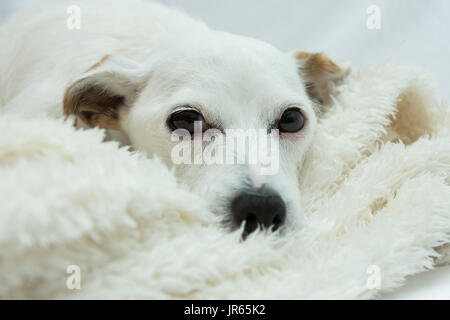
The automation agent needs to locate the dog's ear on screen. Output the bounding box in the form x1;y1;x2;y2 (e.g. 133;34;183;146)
63;55;145;129
293;51;350;106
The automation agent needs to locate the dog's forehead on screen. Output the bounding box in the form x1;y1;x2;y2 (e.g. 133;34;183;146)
145;32;309;126
152;31;302;88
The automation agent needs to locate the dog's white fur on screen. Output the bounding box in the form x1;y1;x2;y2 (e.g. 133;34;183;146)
0;0;349;227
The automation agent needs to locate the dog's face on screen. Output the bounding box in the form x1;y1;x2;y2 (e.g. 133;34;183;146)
64;31;348;236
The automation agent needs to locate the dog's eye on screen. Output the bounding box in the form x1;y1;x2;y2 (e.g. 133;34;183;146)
167;109;208;134
278;108;305;133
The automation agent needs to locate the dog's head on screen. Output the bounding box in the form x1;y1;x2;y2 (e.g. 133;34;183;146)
63;31;349;236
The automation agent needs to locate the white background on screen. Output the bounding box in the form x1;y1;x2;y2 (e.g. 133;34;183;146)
1;0;450;299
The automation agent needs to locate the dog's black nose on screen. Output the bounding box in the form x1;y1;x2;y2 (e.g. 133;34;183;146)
231;187;286;235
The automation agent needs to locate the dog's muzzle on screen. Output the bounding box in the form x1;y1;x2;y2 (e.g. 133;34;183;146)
231;186;286;236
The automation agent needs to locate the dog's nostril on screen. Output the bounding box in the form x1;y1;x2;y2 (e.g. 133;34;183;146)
243;213;258;234
272;214;284;230
231;187;286;236
246;213;257;223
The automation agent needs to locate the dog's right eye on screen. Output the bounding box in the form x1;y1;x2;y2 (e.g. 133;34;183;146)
167;109;208;135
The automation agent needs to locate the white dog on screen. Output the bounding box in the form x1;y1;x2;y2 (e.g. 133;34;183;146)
0;0;348;236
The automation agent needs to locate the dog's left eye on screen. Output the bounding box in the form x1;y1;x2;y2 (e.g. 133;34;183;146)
167;108;208;135
278;108;305;133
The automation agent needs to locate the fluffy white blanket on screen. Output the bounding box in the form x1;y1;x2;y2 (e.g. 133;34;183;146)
0;63;449;299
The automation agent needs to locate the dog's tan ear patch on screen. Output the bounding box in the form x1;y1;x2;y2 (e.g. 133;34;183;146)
63;55;143;130
86;54;111;72
294;51;350;106
63;85;123;130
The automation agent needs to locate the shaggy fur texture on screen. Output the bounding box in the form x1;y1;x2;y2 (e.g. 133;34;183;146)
0;63;449;299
